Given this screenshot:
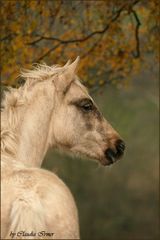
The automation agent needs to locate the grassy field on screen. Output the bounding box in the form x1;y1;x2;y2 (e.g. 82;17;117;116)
43;64;159;240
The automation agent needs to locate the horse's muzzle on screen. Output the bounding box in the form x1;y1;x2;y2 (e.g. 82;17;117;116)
104;139;125;165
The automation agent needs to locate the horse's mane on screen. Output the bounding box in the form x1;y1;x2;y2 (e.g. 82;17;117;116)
21;63;62;81
1;63;66;158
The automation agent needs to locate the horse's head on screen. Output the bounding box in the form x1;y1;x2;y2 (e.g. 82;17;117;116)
51;57;125;166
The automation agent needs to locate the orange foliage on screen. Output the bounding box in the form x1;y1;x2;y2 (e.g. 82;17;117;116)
1;0;158;89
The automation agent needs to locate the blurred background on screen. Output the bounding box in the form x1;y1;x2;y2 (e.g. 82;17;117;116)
1;0;159;239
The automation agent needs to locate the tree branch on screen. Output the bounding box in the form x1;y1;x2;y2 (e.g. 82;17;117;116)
0;33;15;41
27;9;121;45
131;9;141;58
27;0;141;46
31;0;141;62
33;43;61;62
49;0;62;26
81;35;104;59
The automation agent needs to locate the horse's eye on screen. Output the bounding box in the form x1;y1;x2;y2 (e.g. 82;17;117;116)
81;101;93;112
71;98;94;112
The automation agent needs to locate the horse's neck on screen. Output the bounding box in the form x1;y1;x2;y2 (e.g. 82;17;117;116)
16;86;55;167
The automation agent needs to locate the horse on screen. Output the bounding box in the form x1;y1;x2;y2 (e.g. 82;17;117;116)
1;57;125;239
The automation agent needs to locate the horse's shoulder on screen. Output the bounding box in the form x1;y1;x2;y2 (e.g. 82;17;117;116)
34;168;76;206
2;159;77;215
10;165;75;205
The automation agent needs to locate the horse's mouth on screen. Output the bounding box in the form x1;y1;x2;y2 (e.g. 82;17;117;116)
101;155;121;166
101;157;116;166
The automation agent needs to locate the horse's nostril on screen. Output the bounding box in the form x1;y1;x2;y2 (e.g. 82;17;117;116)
116;139;125;156
104;140;125;165
105;148;116;164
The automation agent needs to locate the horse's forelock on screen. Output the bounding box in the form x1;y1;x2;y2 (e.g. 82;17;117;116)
20;63;63;82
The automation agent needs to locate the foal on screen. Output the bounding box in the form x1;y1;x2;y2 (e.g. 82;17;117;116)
1;57;125;239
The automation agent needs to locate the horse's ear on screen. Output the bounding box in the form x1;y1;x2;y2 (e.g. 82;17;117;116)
65;56;80;76
64;59;71;67
54;57;80;93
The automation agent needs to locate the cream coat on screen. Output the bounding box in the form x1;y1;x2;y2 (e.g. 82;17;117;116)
1;58;121;239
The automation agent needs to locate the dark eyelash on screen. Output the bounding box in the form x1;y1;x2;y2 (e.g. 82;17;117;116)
73;98;94;112
81;103;93;112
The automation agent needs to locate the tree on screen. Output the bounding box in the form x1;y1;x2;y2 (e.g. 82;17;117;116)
1;0;158;90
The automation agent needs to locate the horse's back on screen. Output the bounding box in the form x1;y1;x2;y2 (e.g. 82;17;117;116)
1;158;79;239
